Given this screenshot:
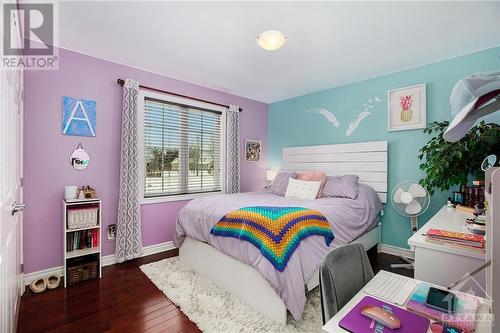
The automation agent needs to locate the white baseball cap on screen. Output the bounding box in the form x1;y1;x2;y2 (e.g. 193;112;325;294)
443;71;500;142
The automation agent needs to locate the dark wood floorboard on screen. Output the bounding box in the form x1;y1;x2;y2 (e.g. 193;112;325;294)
18;247;413;333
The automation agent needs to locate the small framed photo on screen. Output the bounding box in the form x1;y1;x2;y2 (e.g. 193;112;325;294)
107;224;116;240
245;139;261;162
388;83;426;131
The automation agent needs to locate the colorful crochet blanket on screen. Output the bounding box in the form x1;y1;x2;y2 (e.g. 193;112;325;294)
210;206;334;271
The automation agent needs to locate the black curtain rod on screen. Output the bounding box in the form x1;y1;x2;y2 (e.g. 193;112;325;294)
117;79;243;112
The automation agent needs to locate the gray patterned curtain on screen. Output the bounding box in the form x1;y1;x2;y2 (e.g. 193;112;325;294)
116;78;143;262
225;105;240;194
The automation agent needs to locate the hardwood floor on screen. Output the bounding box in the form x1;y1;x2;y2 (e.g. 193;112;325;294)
18;247;413;333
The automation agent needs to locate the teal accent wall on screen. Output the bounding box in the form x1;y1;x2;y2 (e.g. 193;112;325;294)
269;46;500;249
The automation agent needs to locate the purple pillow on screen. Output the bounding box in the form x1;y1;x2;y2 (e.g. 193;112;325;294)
270;172;296;196
322;175;360;199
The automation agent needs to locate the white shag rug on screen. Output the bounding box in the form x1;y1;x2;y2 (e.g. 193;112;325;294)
140;257;323;333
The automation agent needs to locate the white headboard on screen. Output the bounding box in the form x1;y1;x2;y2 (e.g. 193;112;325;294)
282;141;388;203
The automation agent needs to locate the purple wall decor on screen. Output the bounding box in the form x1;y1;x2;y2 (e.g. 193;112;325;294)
23;47;268;274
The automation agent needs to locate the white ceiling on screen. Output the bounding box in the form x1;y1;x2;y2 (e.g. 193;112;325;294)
57;1;500;103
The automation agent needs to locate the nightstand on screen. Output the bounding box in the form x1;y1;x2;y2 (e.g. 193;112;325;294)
408;205;486;296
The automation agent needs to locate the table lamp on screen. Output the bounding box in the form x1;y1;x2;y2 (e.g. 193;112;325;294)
266;170;278;182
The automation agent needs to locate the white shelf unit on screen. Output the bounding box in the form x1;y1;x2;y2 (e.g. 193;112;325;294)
62;199;102;287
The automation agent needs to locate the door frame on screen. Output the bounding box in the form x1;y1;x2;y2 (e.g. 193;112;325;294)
19;69;24;297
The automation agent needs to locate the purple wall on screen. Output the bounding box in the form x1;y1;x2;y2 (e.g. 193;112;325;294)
23;47;268;274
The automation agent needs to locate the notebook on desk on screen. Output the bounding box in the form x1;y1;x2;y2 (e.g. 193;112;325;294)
339;296;430;333
426;228;485;249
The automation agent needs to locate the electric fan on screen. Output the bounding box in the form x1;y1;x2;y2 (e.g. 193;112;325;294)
391;180;431;269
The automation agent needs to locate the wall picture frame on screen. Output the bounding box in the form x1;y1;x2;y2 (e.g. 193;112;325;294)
387;83;426;131
69;143;90;171
245;139;261;162
62;96;97;137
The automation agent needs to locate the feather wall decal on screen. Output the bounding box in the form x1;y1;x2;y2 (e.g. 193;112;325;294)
345;95;382;136
318;108;340;127
306;107;340;127
346;111;371;136
306;95;380;135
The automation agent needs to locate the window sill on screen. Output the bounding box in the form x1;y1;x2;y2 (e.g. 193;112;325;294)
140;191;223;205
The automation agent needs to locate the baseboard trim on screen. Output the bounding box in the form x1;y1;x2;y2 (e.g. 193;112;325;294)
101;241;176;267
24;241;176;286
380;244;414;259
23;266;64;287
24;241;410;286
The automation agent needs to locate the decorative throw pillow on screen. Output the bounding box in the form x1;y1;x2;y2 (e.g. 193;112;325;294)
285;178;322;200
321;175;360;199
296;171;327;198
270;171;296;196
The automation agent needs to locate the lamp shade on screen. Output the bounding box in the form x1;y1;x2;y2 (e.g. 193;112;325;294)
256;31;287;51
266;170;278;181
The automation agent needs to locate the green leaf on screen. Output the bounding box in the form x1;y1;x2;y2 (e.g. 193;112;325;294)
418;121;500;194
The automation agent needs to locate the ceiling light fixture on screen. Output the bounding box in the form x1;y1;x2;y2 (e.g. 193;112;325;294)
256;30;287;51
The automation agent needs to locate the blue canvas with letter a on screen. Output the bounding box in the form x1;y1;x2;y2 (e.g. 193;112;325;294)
62;96;96;137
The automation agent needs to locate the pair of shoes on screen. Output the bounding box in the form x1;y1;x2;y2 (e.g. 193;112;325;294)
29;275;61;293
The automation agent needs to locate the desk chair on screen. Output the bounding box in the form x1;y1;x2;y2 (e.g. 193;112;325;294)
319;243;374;324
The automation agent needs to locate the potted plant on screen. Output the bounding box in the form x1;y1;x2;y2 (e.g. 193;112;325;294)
418;121;500;195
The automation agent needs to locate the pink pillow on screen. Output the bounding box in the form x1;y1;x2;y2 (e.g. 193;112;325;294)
296;171;327;198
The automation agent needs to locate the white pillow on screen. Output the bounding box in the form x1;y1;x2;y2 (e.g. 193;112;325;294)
285;178;322;200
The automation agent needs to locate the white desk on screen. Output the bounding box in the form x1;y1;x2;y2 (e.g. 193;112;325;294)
322;270;492;333
408;206;486;296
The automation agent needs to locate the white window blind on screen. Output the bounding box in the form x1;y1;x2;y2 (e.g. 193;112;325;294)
144;97;223;197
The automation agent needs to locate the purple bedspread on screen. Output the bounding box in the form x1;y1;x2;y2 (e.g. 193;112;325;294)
173;184;382;320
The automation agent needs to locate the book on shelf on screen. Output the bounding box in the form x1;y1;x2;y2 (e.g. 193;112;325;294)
426;228;485;249
66;233;72;252
86;230;92;248
66;229;98;253
92;229;98;247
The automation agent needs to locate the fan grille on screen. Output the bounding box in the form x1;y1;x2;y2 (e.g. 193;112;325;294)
391;181;430;217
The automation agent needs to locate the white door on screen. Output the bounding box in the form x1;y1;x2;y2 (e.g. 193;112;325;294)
0;8;24;333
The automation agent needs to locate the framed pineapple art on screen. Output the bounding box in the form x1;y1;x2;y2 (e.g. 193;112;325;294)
387;83;426;131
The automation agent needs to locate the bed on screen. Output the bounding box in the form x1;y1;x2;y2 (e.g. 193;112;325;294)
174;140;388;324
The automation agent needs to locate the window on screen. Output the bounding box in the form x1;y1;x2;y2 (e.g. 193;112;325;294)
139;91;225;201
